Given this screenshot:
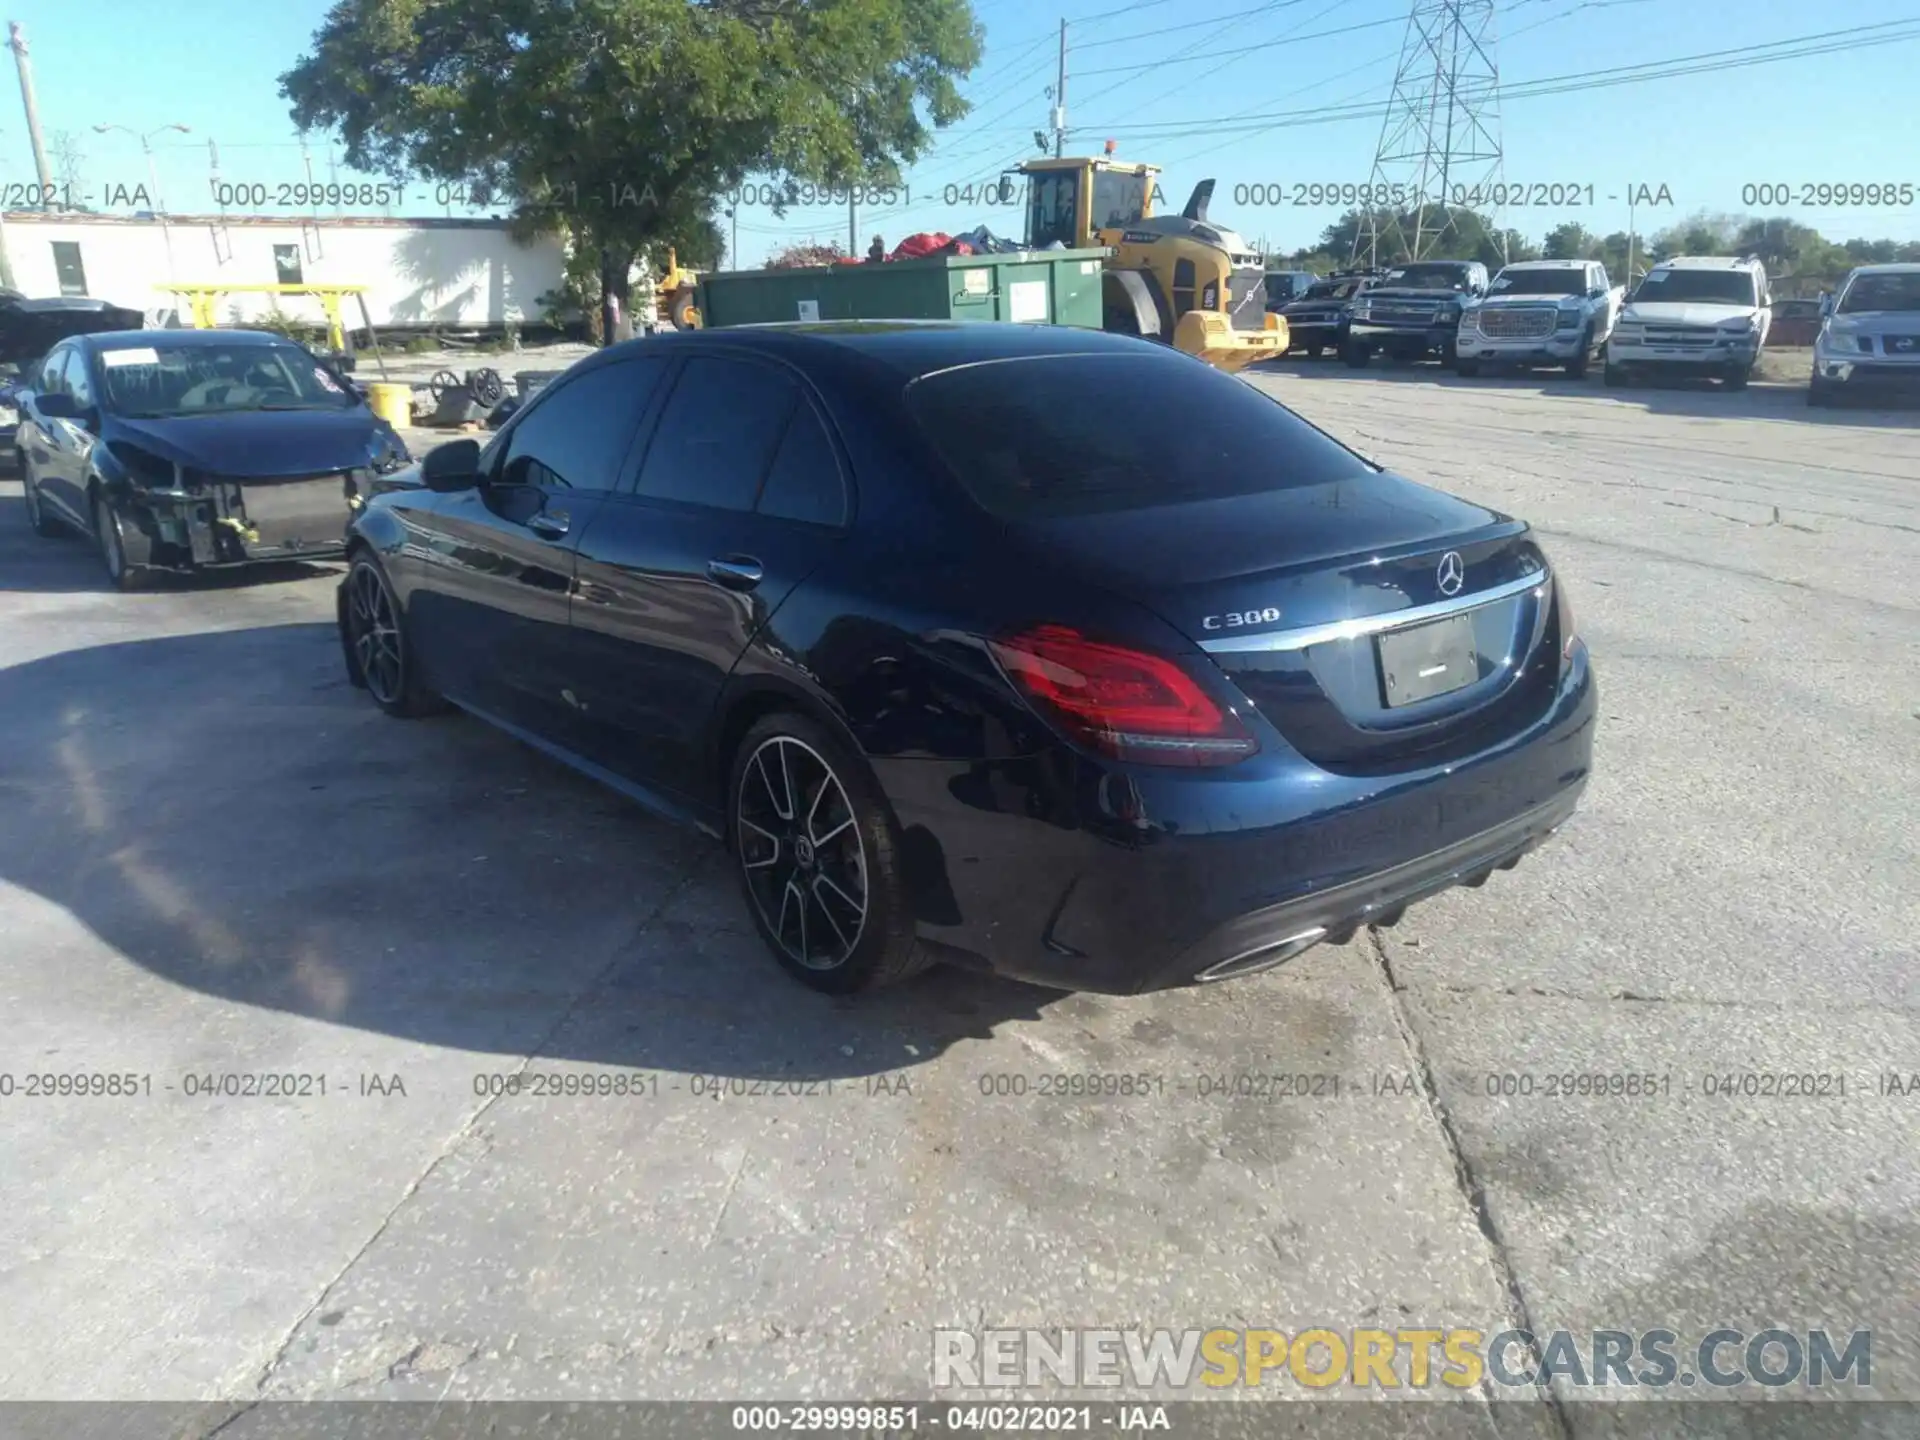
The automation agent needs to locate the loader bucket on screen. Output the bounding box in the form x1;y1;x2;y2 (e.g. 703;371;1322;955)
1173;310;1289;374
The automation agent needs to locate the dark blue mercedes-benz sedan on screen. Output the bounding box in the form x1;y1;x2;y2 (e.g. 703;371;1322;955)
338;321;1595;994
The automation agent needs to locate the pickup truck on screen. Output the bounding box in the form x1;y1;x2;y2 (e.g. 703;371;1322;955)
1455;260;1624;378
1275;270;1378;358
1342;260;1488;366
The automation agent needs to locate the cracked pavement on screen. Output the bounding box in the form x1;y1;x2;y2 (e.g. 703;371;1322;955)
1;365;1915;1434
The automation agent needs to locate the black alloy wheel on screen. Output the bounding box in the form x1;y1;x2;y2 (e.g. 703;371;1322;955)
729;714;931;993
342;555;447;718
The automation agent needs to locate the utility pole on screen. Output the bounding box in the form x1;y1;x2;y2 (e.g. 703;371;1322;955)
95;122;189;284
7;23;55;209
1353;0;1503;264
1052;20;1068;158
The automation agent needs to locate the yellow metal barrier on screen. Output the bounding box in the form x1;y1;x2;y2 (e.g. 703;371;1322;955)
155;282;389;379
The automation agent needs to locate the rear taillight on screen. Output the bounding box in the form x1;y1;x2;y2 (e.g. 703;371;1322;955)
987;624;1258;767
1553;576;1578;663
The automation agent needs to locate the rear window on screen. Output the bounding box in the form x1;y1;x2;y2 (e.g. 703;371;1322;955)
905;352;1373;521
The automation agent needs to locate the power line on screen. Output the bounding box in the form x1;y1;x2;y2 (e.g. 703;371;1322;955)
1066;18;1920;139
1073;11;1404;80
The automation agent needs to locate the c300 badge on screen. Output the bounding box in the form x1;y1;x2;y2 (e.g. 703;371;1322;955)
1201;606;1282;631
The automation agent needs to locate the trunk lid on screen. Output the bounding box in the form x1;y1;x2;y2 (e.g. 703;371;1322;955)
1010;476;1559;773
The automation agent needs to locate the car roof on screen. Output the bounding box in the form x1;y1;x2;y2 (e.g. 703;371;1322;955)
1844;262;1920;276
84;328;293;349
1499;260;1588;269
1654;256;1761;270
607;320;1176;382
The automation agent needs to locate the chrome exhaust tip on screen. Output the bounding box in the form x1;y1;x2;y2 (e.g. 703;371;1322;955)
1193;927;1328;984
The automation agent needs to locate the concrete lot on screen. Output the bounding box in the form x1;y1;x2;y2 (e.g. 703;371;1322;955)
0;361;1915;1435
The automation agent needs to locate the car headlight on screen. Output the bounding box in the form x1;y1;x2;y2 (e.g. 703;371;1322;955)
1819;324;1865;355
1555;303;1583;330
1459;308;1481;331
1718;315;1758;334
367;428;411;475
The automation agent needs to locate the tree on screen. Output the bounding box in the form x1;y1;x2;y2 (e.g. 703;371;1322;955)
1647;210;1742;262
282;0;981;342
1542;221;1596;260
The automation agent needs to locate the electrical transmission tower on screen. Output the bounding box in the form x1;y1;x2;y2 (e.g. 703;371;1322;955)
1353;0;1503;266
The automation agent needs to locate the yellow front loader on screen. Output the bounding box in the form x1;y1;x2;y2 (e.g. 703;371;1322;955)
1014;152;1287;373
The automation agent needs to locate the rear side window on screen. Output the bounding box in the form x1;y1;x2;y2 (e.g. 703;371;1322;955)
634;355;798;512
906;351;1372;520
757;405;847;527
501;357;666;493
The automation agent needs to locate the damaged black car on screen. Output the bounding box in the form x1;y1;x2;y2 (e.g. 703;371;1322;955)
16;328;409;589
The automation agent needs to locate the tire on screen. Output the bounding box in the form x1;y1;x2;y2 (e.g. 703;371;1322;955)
1341;341;1372;368
1807;379;1834;407
20;459;63;537
1454;359;1481;378
1724;364;1750;391
339;551;449;718
728;712;933;995
93;490;147;591
1305;343;1324;359
1564;326;1594;378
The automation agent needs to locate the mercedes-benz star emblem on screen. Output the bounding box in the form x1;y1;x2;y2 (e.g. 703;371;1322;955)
1436;551;1465;597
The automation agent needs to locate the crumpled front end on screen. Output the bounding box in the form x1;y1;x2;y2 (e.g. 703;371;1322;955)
113;464;370;570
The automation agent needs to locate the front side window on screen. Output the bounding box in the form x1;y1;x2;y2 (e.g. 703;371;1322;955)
37;345;69;394
64;350;96;408
499;357;667;493
1027;173;1080;249
1090;171;1148;231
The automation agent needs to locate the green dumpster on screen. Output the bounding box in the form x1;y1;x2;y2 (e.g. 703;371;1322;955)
695;248;1111;330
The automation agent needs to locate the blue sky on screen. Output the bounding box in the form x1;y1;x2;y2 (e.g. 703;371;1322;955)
6;0;1915;266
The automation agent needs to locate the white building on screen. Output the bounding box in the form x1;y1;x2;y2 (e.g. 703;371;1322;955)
0;211;569;333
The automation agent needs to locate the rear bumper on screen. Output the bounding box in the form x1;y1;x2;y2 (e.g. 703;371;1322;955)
874;644;1597;994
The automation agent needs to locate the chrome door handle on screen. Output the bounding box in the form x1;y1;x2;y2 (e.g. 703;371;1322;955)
706;555;763;589
527;510;570;539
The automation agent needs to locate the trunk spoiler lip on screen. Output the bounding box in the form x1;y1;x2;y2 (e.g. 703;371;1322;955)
1199;567;1549;655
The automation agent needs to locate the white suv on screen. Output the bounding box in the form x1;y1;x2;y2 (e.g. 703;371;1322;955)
1605;255;1771;390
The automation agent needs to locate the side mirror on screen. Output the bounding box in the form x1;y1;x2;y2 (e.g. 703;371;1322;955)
421;438;484;492
1818;292;1834;317
1589;286;1606;300
33;391;79;420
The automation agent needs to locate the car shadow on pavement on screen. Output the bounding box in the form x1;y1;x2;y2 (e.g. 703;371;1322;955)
0;623;1058;1083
